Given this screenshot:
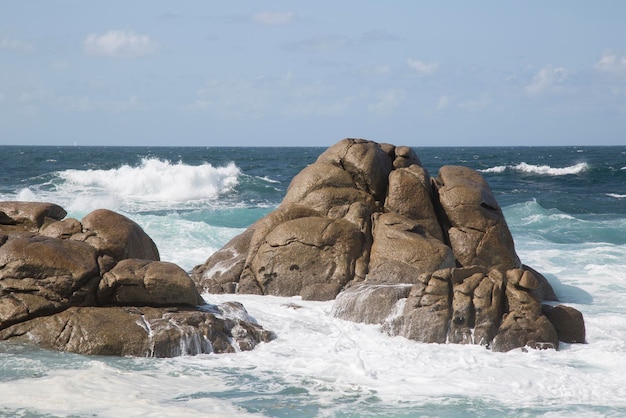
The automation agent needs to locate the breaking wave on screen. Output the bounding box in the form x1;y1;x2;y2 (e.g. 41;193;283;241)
480;162;589;176
20;158;242;213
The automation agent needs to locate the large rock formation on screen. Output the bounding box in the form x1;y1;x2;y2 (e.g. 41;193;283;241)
193;138;585;352
0;202;274;357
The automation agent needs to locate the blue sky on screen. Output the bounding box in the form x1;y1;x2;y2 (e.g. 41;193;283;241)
1;1;625;146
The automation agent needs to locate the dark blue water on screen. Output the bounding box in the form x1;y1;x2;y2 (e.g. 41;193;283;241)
2;145;625;213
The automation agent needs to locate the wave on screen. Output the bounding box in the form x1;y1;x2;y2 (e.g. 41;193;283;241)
134;213;244;271
607;193;626;199
255;175;281;184
19;158;242;213
480;162;589;176
503;200;626;245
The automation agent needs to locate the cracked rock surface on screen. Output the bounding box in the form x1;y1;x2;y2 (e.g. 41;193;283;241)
192;138;585;352
0;202;274;357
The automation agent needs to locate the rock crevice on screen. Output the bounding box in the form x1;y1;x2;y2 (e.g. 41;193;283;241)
192;138;585;352
0;202;274;357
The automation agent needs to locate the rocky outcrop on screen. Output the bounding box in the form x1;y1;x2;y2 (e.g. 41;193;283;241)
192;138;585;352
0;304;274;357
0;202;274;357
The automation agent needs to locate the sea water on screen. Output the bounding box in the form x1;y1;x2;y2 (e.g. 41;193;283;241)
1;145;625;417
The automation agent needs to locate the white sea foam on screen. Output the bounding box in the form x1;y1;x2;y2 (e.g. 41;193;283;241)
2;188;626;416
480;162;589;176
51;158;241;212
133;213;243;271
607;193;626;199
0;360;257;417
256;175;280;184
504;200;626;245
480;165;507;173
2;229;626;415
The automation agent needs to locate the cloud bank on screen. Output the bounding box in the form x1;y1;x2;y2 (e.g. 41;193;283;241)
83;30;159;58
407;58;438;75
595;53;626;75
252;11;296;26
0;36;33;52
525;66;568;96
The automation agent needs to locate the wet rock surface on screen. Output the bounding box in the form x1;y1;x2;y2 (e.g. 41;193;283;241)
193;138;586;352
0;202;274;357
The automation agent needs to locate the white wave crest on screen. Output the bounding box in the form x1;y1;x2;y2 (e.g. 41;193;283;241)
480;162;589;176
256;175;281;184
480;165;507;173
55;158;240;212
607;193;626;199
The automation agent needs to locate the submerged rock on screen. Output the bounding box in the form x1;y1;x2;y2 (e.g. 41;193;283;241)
193;138;585;352
0;202;274;357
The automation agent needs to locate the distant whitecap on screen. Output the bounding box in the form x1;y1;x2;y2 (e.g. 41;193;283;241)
480;162;589;176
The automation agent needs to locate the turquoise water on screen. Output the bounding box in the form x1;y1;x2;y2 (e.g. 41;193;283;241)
1;145;626;417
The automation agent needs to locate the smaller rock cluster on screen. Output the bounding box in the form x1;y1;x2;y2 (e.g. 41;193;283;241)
0;202;274;357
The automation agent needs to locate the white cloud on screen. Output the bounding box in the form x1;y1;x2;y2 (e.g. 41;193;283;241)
525;66;568;96
458;94;490;112
0;36;34;52
83;30;159;58
407;58;438;75
252;11;295;25
436;95;452;111
595;53;626;75
368;89;406;115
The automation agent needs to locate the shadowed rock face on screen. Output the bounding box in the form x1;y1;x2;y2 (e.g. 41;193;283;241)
192;138;585;352
435;166;520;271
0;202;274;357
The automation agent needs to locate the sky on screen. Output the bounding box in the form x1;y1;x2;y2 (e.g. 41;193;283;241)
1;1;626;147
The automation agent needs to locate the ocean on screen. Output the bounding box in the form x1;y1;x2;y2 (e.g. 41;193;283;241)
1;144;625;417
